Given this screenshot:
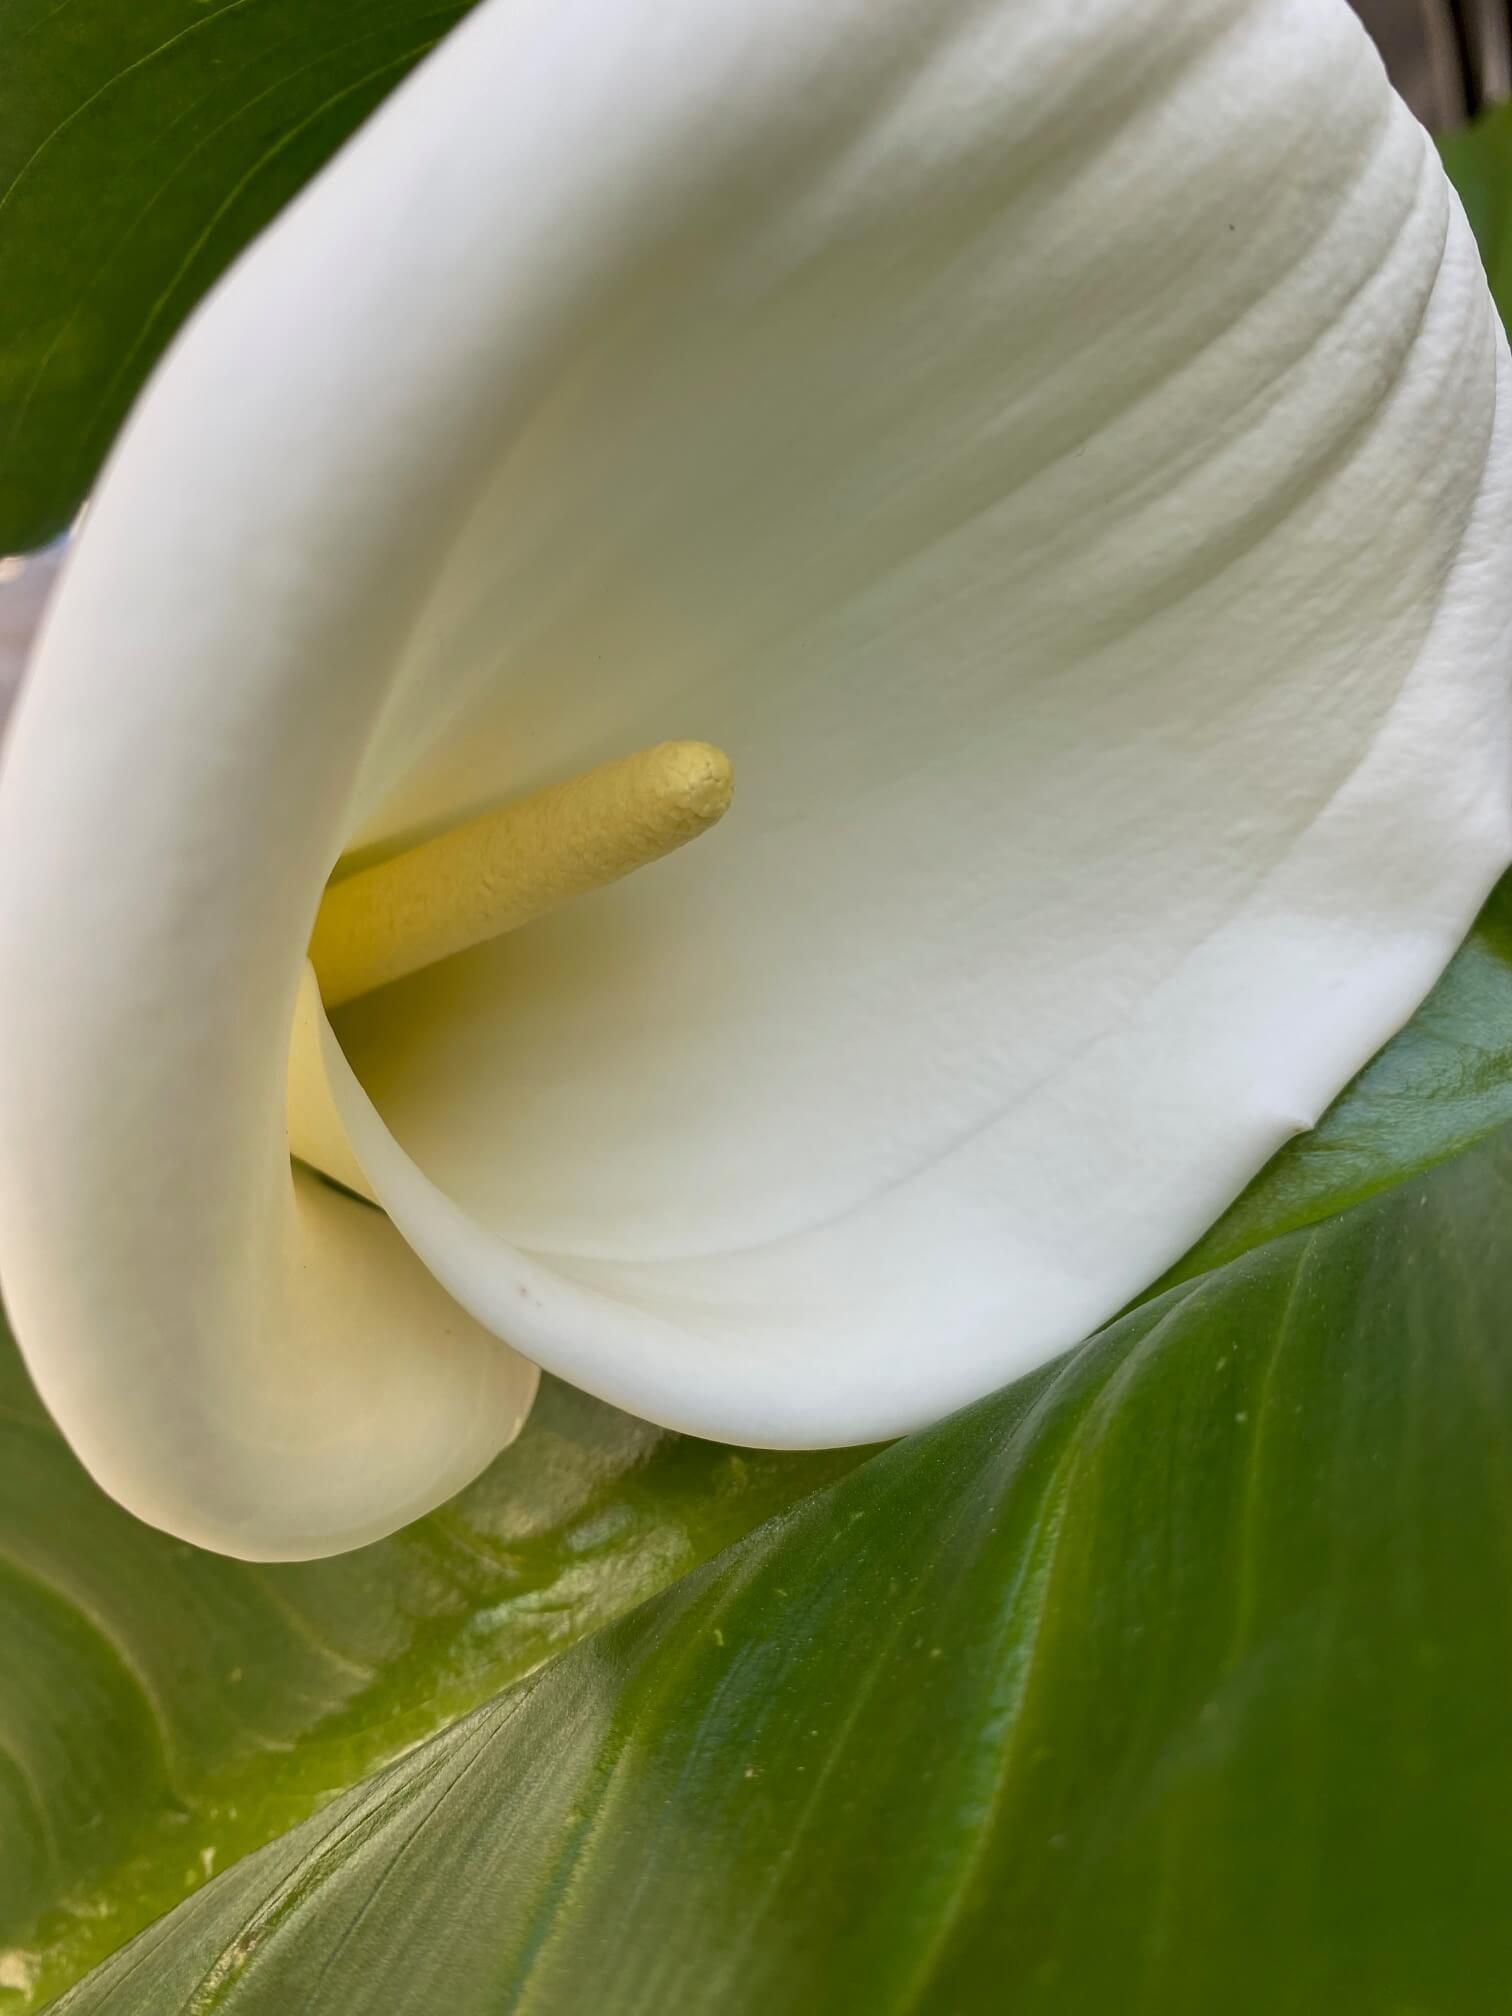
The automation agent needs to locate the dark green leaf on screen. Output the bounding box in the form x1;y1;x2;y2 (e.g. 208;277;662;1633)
0;1325;853;2009
1442;96;1512;328
55;1117;1512;2015
0;0;481;552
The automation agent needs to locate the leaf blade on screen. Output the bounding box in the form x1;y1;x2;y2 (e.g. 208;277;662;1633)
0;0;476;550
0;1330;855;2009
54;1120;1512;2014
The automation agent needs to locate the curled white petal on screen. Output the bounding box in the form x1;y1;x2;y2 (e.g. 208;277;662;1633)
1;0;1509;1556
0;546;62;733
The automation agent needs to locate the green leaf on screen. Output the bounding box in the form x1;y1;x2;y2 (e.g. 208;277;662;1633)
0;0;481;552
56;1115;1512;2016
1442;96;1512;328
0;1328;854;2011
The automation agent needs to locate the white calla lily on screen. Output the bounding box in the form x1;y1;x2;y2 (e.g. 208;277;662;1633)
0;0;1509;1560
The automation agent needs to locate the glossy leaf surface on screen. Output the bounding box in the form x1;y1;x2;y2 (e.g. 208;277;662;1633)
0;0;477;551
0;1337;851;2009
54;1119;1512;2014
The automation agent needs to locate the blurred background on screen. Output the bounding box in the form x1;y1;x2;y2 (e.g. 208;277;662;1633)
1354;0;1511;127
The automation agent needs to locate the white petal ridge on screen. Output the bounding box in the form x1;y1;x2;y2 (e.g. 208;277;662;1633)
1;0;1509;1555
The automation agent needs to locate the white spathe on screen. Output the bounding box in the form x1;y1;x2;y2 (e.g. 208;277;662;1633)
0;0;1508;1560
0;549;61;728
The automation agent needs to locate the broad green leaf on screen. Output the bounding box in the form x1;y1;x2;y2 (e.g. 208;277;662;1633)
1442;97;1512;328
57;1115;1512;2016
0;1326;854;2012
0;0;481;552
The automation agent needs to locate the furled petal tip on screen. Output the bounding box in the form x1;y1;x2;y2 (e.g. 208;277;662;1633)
0;0;1509;1559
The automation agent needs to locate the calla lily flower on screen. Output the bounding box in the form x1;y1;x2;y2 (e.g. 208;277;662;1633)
0;0;1509;1561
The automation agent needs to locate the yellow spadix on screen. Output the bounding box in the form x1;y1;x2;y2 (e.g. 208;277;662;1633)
310;740;734;1008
